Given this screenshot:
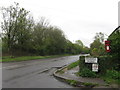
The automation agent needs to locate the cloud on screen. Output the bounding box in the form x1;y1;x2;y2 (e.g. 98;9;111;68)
0;0;119;47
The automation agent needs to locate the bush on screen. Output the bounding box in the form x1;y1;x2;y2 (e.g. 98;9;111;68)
98;55;115;74
79;68;98;78
79;56;97;78
102;70;120;84
108;28;120;71
79;55;118;77
105;70;120;80
79;56;94;72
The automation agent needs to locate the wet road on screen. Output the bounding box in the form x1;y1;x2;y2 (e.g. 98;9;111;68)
2;55;80;88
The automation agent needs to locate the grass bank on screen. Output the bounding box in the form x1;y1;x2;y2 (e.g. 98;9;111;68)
57;60;79;74
67;60;79;70
101;70;120;85
63;60;119;87
65;79;98;87
1;54;73;62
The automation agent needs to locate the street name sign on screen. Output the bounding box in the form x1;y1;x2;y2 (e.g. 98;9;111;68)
85;57;98;63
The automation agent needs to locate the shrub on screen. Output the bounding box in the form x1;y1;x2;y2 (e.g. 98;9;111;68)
79;56;97;78
102;70;120;84
98;55;115;74
79;56;91;70
105;70;120;80
79;68;98;78
91;48;99;57
79;55;117;77
108;28;120;71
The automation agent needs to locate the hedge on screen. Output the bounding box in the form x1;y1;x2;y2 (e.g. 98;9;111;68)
79;55;114;75
79;56;97;77
79;56;91;71
98;55;119;74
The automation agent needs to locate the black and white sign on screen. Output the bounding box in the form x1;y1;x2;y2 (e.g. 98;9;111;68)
85;57;98;63
92;64;98;72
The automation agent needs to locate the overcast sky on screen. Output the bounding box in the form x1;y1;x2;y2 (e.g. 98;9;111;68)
0;0;119;47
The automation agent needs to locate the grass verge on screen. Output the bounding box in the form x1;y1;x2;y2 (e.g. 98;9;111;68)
67;60;79;70
56;60;79;74
101;70;120;85
77;68;98;78
65;79;98;87
1;54;73;62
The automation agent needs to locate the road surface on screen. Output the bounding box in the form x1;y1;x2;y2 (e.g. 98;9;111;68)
2;55;81;88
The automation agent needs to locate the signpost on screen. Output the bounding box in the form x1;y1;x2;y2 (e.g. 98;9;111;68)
92;64;98;72
85;57;98;72
85;57;98;63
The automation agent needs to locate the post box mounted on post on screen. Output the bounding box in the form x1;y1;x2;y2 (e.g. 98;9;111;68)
105;40;110;52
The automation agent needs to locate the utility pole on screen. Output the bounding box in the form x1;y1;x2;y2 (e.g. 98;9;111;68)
118;1;120;26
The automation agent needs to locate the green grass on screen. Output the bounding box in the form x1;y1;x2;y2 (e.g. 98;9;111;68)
78;68;98;78
1;54;73;62
101;70;120;85
66;79;78;86
82;82;98;87
65;79;98;87
67;60;79;70
58;70;65;74
57;60;80;74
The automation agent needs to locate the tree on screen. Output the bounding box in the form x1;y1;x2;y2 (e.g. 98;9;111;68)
41;26;66;55
94;32;105;43
32;19;48;55
82;46;90;54
1;2;86;56
90;32;106;56
75;40;84;53
90;39;102;50
108;29;120;56
91;48;99;56
32;18;67;55
75;40;84;47
108;28;120;70
1;2;34;55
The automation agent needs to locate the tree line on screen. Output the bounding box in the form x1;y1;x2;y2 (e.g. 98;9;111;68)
1;3;89;56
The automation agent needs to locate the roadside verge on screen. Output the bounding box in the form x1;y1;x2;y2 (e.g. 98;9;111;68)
53;61;113;88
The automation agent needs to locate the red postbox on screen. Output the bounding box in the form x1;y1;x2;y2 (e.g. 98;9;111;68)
105;40;110;52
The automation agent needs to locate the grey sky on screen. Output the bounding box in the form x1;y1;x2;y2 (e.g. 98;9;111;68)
0;0;119;47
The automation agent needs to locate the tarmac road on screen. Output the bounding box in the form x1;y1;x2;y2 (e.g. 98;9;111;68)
2;55;81;88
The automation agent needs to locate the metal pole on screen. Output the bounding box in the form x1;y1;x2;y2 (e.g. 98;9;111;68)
118;1;120;26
